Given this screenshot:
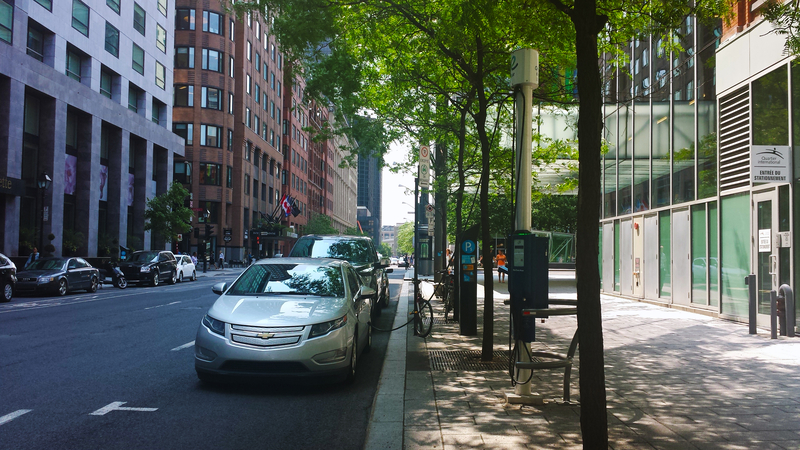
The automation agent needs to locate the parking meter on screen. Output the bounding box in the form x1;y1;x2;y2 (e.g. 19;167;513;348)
458;233;479;336
507;233;548;342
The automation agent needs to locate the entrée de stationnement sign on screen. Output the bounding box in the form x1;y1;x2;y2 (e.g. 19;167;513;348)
751;145;792;183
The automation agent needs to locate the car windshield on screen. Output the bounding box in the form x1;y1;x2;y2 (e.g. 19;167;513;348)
291;239;375;265
226;264;345;297
129;252;159;263
26;259;65;271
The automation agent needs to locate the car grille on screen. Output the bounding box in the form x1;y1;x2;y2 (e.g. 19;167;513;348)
219;360;309;373
229;324;305;348
20;277;38;282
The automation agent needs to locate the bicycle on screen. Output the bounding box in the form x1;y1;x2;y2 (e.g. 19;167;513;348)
411;278;434;337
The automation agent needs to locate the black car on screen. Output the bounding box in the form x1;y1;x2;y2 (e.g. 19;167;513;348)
0;252;16;302
15;257;100;296
288;235;393;309
118;250;178;286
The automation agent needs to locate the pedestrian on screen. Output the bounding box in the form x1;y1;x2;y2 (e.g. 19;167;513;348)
191;252;198;265
26;247;39;268
494;249;507;283
218;249;224;270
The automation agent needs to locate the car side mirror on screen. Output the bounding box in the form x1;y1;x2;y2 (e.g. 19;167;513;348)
212;282;228;295
385;268;393;273
358;286;376;300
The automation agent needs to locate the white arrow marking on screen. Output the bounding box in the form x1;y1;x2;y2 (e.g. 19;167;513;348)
0;410;32;426
90;402;158;416
171;341;195;351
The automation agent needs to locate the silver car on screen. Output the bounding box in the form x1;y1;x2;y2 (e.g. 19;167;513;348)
195;257;374;383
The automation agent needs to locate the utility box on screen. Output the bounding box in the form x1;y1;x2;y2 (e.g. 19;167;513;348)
508;234;548;342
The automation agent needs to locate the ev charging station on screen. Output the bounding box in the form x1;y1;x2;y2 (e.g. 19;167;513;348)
508;234;549;343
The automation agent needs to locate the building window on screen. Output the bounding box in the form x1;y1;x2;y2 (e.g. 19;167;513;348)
263;63;268;80
105;22;119;57
175;8;194;30
244;174;250;195
202;11;221;35
0;0;12;44
201;48;222;72
229;56;234;77
227;128;233;149
228;92;233;114
277;81;281;97
255;20;260;36
65;47;82;81
226;166;232;188
199;163;222;186
133;3;145;35
245;107;251;128
155;61;165;89
270;100;275;118
173;84;193;106
72;0;89;36
152;99;164;124
200;124;222;148
175;47;194;68
201;86;222;110
253;115;259;133
34;0;51;11
246;74;251;94
156;24;166;53
173;123;193;145
270;72;275;90
157;0;166;16
247;40;252;60
255;84;261;103
128;83;141;112
132;43;144;74
255;52;260;71
104;0;119;13
100;68;113;98
253;179;258;198
26;23;44;60
270;43;275;60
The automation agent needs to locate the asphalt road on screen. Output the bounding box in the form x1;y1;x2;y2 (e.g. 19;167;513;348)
0;269;406;450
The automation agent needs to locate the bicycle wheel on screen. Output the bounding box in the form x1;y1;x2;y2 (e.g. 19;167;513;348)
442;286;453;321
415;299;434;338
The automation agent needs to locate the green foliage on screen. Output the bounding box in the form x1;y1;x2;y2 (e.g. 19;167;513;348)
126;235;142;253
343;227;366;236
764;1;800;56
304;213;339;235
62;229;86;256
378;243;392;258
18;227;35;254
143;182;193;243
396;222;414;255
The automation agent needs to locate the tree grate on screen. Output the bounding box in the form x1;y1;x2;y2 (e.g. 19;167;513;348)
433;317;457;325
428;350;512;371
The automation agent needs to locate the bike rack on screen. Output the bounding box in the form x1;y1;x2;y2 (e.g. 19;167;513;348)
514;299;579;403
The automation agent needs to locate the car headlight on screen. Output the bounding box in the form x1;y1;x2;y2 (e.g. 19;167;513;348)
140;266;151;272
309;315;348;339
38;277;54;284
202;314;226;336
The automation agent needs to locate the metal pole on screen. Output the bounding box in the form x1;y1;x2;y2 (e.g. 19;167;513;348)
414;177;419;318
514;83;535;398
39;187;45;251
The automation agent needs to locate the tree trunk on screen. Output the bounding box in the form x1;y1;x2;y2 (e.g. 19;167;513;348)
571;0;609;447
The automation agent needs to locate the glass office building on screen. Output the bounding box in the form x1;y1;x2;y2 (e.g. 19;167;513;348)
599;11;800;332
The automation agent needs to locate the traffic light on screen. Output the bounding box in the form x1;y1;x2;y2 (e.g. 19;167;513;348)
194;227;199;239
205;224;214;237
256;236;260;245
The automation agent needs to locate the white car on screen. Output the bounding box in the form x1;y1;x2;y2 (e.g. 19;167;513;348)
195;257;374;383
176;254;197;282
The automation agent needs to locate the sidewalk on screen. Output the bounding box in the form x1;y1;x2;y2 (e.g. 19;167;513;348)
365;268;800;450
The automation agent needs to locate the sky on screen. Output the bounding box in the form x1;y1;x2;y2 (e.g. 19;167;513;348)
381;142;418;227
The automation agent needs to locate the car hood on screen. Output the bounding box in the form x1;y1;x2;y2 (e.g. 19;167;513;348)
208;294;349;327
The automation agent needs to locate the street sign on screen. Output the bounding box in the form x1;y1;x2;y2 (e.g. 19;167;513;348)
420;145;430;162
428;228;435;236
223;235;232;242
425;204;434;213
425;210;435;219
419;161;430;188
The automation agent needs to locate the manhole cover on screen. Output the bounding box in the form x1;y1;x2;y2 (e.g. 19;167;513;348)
428;350;511;371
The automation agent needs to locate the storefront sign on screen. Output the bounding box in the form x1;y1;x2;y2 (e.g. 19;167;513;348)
0;176;25;197
751;145;791;183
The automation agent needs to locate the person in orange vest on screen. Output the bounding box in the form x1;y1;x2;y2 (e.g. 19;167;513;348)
494;249;507;283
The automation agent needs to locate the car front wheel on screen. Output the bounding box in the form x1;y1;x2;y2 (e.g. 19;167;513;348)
1;282;12;302
345;336;358;384
191;271;197;281
88;276;98;293
151;271;159;286
168;270;177;285
57;279;68;296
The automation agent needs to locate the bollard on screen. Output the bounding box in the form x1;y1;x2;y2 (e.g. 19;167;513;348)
778;285;796;338
770;290;778;340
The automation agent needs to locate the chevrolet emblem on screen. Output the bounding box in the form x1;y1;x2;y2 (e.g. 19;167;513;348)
256;332;275;339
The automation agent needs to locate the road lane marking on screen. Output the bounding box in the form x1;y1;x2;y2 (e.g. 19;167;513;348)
171;341;195;351
0;410;32;426
144;301;181;310
90;402;158;416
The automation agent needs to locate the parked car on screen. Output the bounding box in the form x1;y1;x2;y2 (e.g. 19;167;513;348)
195;257;375;383
118;251;178;286
15;257;100;296
288;235;393;309
176;254;197;282
0;252;17;302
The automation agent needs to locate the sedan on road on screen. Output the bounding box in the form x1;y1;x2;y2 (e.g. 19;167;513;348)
0;252;16;302
195;257;374;383
15;257;100;296
176;254;197;282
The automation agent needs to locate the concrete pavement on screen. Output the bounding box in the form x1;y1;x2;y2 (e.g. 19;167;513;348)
365;268;800;449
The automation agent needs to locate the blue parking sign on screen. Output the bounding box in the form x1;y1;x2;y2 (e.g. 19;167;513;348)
462;240;475;254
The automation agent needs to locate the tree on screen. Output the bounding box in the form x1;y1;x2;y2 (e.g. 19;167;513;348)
343;227;366;236
396;222;415;255
378;242;393;258
143;183;193;247
764;0;800;56
304;212;339;235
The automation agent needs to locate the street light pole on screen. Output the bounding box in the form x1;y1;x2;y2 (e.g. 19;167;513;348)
37;172;52;252
413;177;419;316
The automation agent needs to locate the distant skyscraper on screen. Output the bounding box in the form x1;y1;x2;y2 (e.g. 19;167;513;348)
357;152;381;243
